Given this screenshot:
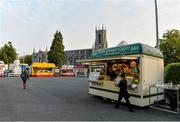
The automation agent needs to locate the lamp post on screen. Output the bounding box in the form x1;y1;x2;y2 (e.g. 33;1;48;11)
155;0;159;49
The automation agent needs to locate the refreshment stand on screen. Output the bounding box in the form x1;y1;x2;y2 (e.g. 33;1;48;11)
80;43;164;107
75;64;88;77
30;62;56;77
9;60;21;77
60;65;75;77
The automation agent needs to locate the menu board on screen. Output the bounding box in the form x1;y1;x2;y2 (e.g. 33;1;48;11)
89;72;100;82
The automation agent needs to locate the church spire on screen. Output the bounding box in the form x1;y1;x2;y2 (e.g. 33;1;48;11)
45;45;48;62
33;48;35;54
46;45;48;53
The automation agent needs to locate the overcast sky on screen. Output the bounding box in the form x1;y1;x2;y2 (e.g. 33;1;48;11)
0;0;180;56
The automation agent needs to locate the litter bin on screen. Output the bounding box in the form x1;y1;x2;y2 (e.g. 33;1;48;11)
165;89;177;110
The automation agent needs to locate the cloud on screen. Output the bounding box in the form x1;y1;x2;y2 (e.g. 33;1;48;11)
1;0;180;56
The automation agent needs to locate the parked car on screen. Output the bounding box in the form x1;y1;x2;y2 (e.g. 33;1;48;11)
4;70;13;77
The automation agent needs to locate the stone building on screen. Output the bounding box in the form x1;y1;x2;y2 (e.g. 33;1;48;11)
93;26;108;51
64;26;108;65
64;48;92;65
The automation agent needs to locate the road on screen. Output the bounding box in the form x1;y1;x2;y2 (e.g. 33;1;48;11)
0;77;179;121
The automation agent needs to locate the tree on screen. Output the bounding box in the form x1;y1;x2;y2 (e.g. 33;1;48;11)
24;55;32;65
20;55;32;66
48;31;65;66
165;63;180;84
0;42;17;64
160;29;180;65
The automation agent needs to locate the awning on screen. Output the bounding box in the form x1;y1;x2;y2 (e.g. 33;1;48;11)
32;62;56;68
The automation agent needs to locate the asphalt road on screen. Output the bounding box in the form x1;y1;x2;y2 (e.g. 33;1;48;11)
0;77;179;121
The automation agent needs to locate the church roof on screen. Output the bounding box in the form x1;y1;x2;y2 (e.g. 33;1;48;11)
33;50;47;58
91;43;163;59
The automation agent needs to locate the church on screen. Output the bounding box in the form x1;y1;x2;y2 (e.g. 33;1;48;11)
31;25;108;65
31;48;48;63
64;26;108;65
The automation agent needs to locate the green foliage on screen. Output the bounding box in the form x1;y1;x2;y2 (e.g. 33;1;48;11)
24;55;32;65
0;42;17;64
20;55;32;66
160;29;180;65
19;58;24;64
48;31;65;66
165;63;180;84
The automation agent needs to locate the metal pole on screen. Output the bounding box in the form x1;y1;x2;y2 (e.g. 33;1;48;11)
177;89;179;112
155;0;159;49
23;52;25;63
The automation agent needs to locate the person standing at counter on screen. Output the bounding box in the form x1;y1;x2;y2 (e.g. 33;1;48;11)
107;67;117;81
115;73;134;112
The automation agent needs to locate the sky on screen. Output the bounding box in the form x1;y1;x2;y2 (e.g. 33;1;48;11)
0;0;180;56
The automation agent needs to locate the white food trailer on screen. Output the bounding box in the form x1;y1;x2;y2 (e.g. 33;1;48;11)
80;43;164;107
9;60;21;77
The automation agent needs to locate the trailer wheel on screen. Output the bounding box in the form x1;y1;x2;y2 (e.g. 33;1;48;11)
102;97;108;101
110;99;116;103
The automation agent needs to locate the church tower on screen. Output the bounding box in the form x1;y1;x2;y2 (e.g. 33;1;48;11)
93;25;108;51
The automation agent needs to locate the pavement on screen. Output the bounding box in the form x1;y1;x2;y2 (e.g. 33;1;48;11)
0;77;179;121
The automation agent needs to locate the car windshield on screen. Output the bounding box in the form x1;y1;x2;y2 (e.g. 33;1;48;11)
5;70;12;73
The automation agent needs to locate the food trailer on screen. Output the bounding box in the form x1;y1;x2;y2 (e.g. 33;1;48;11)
60;65;75;77
75;64;88;77
31;62;56;77
80;43;164;107
8;60;22;77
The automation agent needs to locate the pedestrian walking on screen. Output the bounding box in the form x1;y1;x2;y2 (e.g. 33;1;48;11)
115;73;134;112
20;70;29;89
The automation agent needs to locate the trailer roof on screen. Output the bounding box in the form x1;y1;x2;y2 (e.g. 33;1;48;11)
31;62;56;68
91;43;163;59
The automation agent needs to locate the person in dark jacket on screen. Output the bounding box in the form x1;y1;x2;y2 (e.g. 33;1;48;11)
20;70;29;89
107;67;117;81
115;73;134;112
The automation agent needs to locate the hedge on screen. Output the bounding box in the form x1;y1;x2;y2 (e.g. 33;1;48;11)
165;62;180;84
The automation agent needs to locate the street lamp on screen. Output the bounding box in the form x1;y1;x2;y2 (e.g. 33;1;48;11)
155;0;159;49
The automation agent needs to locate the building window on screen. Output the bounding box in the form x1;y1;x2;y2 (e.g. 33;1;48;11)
98;34;101;44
